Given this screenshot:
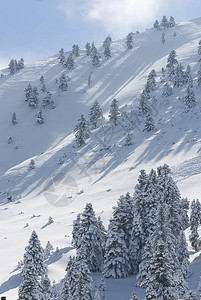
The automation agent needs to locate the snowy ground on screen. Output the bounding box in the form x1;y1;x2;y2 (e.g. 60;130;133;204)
1;18;201;299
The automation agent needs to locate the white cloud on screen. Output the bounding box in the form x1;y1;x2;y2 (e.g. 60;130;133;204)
60;0;175;37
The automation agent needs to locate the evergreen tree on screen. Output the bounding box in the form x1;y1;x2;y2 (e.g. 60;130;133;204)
73;260;93;300
61;274;73;300
160;67;166;83
44;241;53;259
41;272;52;300
65;256;78;296
169;16;176;27
85;42;91;56
160;16;169;28
89;101;104;129
153;20;160;30
59;74;68;91
162;82;172;97
18;258;40;300
23;230;46;277
109;98;120;125
76;203;105;272
12;112;17;125
36;110;45;124
43;91;52;107
197;64;201;86
64;52;75;70
103;35;112;48
29;159;35;169
18;58;24;70
166;50;178;81
162;32;166;44
184;65;192;85
59;48;65;64
184;85;196;108
174;63;185;87
72;44;80;57
124;132;133;146
130;291;138;300
29;87;39;108
126;32;133;50
104;45;111;59
72;213;81;248
88;72;92;86
198;40;201;62
145;69;157;92
24;84;33;102
92;50;101;67
40;75;45;84
51;280;59;299
180;197;190;230
138;92;150;115
189;199;201;251
99;275;106;300
143;110;155;132
183;290;198;300
8;59;17;75
74;114;90;147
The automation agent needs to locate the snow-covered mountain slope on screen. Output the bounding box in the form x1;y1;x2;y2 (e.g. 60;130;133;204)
1;18;201;299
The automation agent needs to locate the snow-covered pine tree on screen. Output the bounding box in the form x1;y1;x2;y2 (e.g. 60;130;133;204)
184;64;192;85
130;291;138;300
162;32;166;44
197;64;201;86
160;15;169;28
166;50;178;82
64;52;75;70
18;258;40;300
17;58;24;70
50;98;56;109
189;199;201;251
145;202;181;300
72;213;81;248
42;91;52;108
74;114;90;147
29;159;35;169
144;110;155;132
51;280;59;300
104;45;111;59
24;84;33;102
85;42;91;56
180;197;190;230
40;75;45;84
160;67;166;83
61;273;73;300
124;132;133;146
183;290;198;300
162;82;172;97
109;98;120;125
73;260;93;300
59;74;68;91
23;230;46;277
126;32;133;50
44;241;53;259
8;59;17;75
59;48;65;64
198;40;201;62
184;85;196;108
12;112;17;125
72;44;80;57
92;50;101;67
29;87;39;108
76;203;105;272
64;256;78;296
89;100;104;129
145;69;157;92
36;110;45;124
103;35;112;48
138;92;150;115
153;20;160;30
103;218;130;278
174;63;185;87
40;272;52;300
169;16;176;27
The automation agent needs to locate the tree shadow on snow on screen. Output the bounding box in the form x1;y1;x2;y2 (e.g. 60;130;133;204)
0;272;22;294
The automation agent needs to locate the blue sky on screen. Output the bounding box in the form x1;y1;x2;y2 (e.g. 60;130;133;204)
0;0;201;68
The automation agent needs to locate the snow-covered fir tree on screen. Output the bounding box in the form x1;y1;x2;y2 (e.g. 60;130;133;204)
130;291;138;300
41;272;52;300
8;59;17;75
73;260;93;300
36;110;45;124
174;63;185;87
85;42;91;56
64;52;75;70
18;258;40;300
189;199;201;251
169;16;176;27
23;230;46;277
76;203;105;272
180;197;190;230
44;241;53;259
198;40;201;62
160;67;166;83
103;35;112;59
72;44;80;57
24;84;33;102
51;280;59;299
184;64;192;85
28;87;39;108
160;15;169;28
29;159;35;169
88;100;104;129
92;46;101;67
43;91;52;108
143;110;155;132
197;64;201;86
166;50;178;81
71;213;81;248
109;98;120;125
124;132;133;146
59;48;65;64
126;32;133;50
138;92;150;115
17;58;24;70
74;114;90;147
145;69;157;92
162;82;173;97
61;273;73;300
162;32;166;44
153;20;160;30
184;85;196;108
12;112;17;125
59;74;68;91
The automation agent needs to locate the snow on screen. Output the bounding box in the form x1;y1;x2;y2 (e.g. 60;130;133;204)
1;17;201;299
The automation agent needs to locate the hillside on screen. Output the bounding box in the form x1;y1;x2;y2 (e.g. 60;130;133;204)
1;17;201;299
